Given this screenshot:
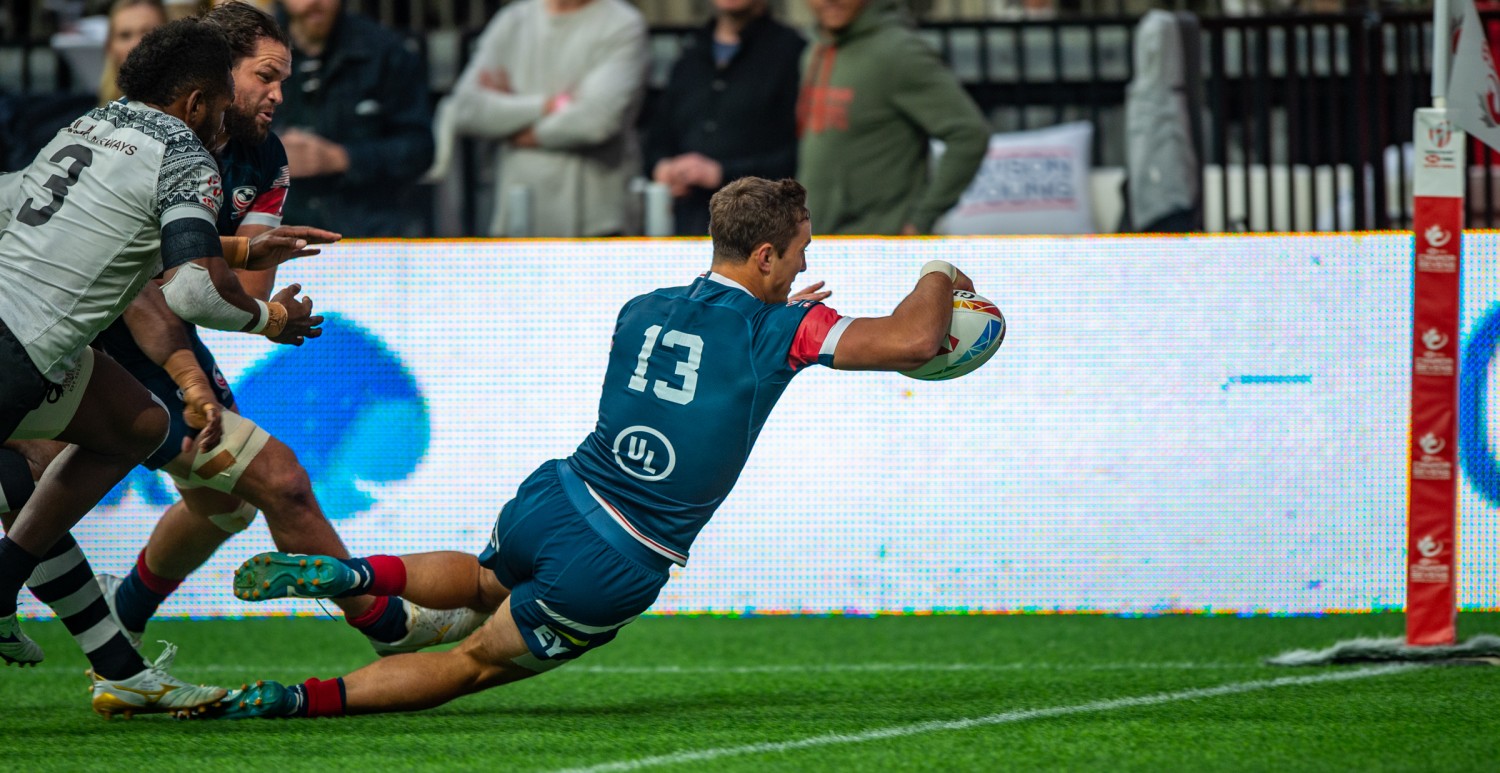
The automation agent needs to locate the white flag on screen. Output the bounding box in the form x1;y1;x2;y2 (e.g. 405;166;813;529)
1447;0;1500;151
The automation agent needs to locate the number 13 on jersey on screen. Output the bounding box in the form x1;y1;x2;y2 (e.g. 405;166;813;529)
627;325;703;406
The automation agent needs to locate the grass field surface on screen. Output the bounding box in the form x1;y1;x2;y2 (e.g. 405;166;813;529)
2;612;1498;771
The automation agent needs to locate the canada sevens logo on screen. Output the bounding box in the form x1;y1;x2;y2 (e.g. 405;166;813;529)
1429;121;1453;149
102;314;430;519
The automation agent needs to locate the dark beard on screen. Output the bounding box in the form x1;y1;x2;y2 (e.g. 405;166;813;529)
223;108;266;145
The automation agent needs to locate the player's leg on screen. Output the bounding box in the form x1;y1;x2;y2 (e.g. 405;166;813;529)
84;353;254;641
235;550;507;612
123;395;483;650
143;492;244;580
2;351;166;558
340;595;537;714
208;461;668;719
1;479;148;678
103;486;246;644
0;447;47;666
0;351;167;647
218;594;536;718
393;552;509;612
0;445;226;716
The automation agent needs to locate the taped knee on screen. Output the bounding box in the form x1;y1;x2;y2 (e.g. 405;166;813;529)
206;500;259;534
169;411;272;494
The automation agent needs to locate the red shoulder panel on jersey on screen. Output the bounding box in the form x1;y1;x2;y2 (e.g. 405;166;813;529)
787;304;843;371
250;186;287;218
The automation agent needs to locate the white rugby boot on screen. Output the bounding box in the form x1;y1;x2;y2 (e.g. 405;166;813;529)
89;641;227;719
0;613;43;666
368;602;489;656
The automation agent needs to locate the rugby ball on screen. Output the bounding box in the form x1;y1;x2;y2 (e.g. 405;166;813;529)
900;290;1005;381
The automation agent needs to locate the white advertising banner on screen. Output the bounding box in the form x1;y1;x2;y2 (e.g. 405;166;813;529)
19;235;1500;618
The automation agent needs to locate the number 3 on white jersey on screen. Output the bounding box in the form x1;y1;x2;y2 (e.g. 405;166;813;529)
628;325;703;405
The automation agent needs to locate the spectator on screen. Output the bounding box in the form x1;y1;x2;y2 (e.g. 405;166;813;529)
427;0;648;237
797;0;988;235
644;0;804;237
98;0;165;105
274;0;433;237
164;0;210;20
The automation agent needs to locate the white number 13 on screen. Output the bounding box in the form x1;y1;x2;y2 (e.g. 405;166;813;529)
627;325;703;405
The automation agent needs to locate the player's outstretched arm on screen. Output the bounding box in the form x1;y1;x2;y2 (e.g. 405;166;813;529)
120;284;223;451
829;260;975;372
223;225;342;273
227;224;343;302
159;254;323;346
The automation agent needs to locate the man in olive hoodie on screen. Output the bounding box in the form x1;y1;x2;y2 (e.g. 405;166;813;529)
797;0;988;235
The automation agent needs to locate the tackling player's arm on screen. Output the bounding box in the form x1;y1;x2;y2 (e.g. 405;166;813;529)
119;283;224;451
155;139;322;345
225;223;274;300
157;220;321;346
221;224;340;301
829;260;975;372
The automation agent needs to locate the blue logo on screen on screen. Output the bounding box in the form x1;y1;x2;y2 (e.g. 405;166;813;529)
102;315;430;519
1460;305;1500;505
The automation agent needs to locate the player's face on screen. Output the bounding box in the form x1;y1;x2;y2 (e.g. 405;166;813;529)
191;76;236;149
807;0;870;33
106;3;164;66
224;39;291;145
767;219;812;304
281;0;341;42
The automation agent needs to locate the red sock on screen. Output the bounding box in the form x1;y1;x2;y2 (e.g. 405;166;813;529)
135;550;182;596
302;677;346;718
364;555;407;595
346;596;389;629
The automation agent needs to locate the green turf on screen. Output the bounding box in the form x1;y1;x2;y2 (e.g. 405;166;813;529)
2;613;1498;771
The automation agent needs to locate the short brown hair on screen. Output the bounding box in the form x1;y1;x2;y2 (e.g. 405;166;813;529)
202;0;289;61
708;177;809;264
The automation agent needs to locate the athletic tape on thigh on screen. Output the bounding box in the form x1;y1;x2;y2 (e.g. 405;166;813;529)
169;411;271;493
10;347;94;440
206;500;259;533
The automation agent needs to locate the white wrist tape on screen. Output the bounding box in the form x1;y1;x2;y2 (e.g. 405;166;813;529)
248;299;271;334
920;260;958;282
160;262;256;332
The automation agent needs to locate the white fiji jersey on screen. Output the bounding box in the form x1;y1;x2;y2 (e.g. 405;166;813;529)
0;100;221;382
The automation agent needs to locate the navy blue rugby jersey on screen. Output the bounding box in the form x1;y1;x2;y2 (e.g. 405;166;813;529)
215;132;288;234
567;272;850;564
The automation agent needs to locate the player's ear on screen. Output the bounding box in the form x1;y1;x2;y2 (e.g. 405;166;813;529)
752;242;776;275
184;88;207;122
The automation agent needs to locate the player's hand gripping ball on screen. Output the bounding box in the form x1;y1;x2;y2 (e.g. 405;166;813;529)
900;290;1006;381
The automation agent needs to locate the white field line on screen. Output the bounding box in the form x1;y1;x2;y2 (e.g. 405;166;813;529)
547;665;1416;773
23;660;1256;676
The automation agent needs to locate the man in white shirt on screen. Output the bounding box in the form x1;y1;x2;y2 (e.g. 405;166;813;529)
429;0;648;237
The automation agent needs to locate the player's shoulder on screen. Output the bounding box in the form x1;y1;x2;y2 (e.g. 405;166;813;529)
222;133;289;176
102;101;201;157
622;281;695;312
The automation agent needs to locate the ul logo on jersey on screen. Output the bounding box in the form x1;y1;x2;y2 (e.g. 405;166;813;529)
612;425;676;482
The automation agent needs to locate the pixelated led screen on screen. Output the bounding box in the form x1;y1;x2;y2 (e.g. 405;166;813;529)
21;234;1500;619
